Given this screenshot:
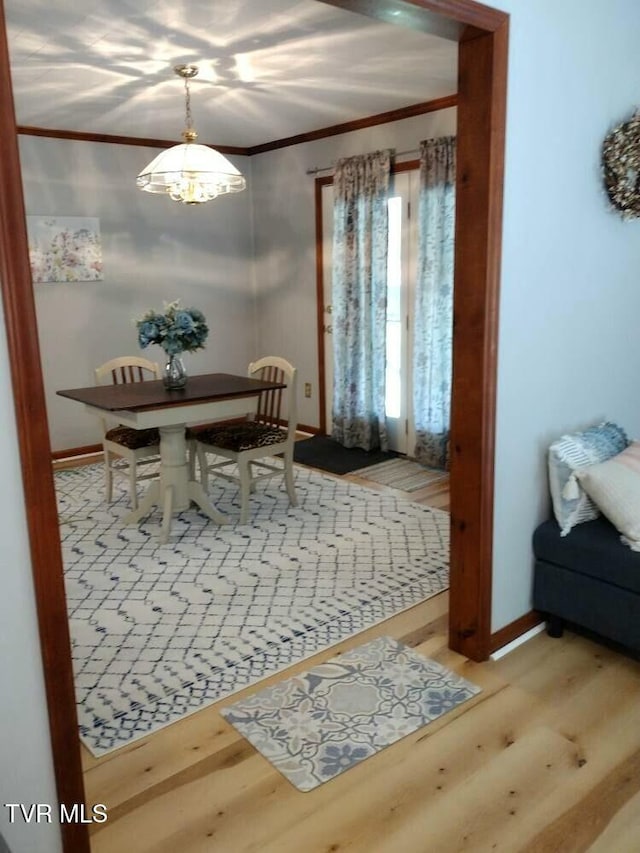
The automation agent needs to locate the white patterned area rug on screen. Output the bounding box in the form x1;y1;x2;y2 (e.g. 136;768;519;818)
222;636;480;791
55;463;449;756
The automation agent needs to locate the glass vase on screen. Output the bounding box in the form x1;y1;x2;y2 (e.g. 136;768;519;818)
163;353;187;390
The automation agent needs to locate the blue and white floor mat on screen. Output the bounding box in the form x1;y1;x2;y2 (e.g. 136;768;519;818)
55;463;449;755
222;636;480;791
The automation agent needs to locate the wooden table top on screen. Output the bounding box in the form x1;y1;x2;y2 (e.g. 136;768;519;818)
57;372;285;413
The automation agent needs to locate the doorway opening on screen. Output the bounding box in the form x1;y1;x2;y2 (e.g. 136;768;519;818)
0;1;508;850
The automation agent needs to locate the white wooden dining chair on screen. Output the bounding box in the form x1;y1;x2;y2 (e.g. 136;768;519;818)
94;355;162;509
194;356;298;524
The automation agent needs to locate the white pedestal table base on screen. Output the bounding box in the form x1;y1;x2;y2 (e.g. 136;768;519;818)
122;423;227;543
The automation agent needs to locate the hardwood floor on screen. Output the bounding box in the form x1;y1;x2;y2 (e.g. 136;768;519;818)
82;605;640;852
56;454;640;850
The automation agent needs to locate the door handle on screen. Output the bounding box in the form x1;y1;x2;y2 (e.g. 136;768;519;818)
323;324;333;334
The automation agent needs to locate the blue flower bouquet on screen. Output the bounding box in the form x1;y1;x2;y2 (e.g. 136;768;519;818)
136;299;208;355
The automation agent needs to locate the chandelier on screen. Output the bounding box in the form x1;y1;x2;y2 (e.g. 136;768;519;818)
136;64;246;205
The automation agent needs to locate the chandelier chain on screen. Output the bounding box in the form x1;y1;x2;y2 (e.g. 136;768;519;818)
184;75;193;131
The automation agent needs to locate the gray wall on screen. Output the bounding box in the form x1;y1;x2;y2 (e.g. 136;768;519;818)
19;112;458;446
7;112;455;849
0;296;61;853
490;0;640;629
19;136;255;451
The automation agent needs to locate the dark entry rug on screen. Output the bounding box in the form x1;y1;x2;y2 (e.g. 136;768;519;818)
294;434;397;475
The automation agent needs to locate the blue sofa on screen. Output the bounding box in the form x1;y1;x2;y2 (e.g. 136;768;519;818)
533;515;640;654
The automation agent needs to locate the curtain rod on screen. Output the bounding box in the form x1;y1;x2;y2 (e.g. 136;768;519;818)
305;147;420;176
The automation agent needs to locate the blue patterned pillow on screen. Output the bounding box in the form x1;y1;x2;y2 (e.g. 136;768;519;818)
548;421;629;536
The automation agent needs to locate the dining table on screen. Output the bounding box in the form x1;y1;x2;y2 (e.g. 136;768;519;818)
57;372;286;543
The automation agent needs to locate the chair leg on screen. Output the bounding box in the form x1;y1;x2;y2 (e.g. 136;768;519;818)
284;450;297;507
104;450;114;504
239;458;251;524
129;460;138;510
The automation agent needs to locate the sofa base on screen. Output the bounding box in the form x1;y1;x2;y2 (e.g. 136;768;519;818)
545;613;564;638
534;558;640;655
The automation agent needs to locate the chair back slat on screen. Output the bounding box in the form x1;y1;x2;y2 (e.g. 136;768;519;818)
111;364;145;384
97;356;160;387
197;355;298;523
256;365;284;426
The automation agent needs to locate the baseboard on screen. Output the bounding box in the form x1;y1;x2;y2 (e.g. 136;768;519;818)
490;623;546;660
51;443;103;461
489;610;543;654
296;423;320;435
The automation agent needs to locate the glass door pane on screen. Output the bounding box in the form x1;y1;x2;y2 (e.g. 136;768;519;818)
384;174;410;454
386;195;402;421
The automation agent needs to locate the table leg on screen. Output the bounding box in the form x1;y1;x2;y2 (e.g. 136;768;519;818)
121;481;161;526
160;485;174;545
121;422;228;538
159;424;191;512
188;481;228;524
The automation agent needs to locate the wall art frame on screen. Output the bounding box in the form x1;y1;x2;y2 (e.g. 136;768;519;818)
27;214;103;282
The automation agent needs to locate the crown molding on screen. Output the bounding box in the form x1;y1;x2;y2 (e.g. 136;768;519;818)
246;95;457;155
16;125;249;155
17;94;457;156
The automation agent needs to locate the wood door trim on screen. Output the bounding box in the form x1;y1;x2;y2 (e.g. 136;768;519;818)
320;0;507;32
0;13;90;853
315;175;334;434
448;19;508;660
0;2;508;850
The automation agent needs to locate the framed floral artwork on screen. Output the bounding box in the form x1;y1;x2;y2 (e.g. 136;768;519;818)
27;215;103;283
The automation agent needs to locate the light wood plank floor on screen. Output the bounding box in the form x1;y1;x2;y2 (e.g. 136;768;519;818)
57;454;640;850
82;609;640;852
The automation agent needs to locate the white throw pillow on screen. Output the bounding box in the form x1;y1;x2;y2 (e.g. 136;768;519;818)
547;421;629;536
576;441;640;550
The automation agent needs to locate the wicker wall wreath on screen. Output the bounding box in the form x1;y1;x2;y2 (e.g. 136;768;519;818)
602;111;640;219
